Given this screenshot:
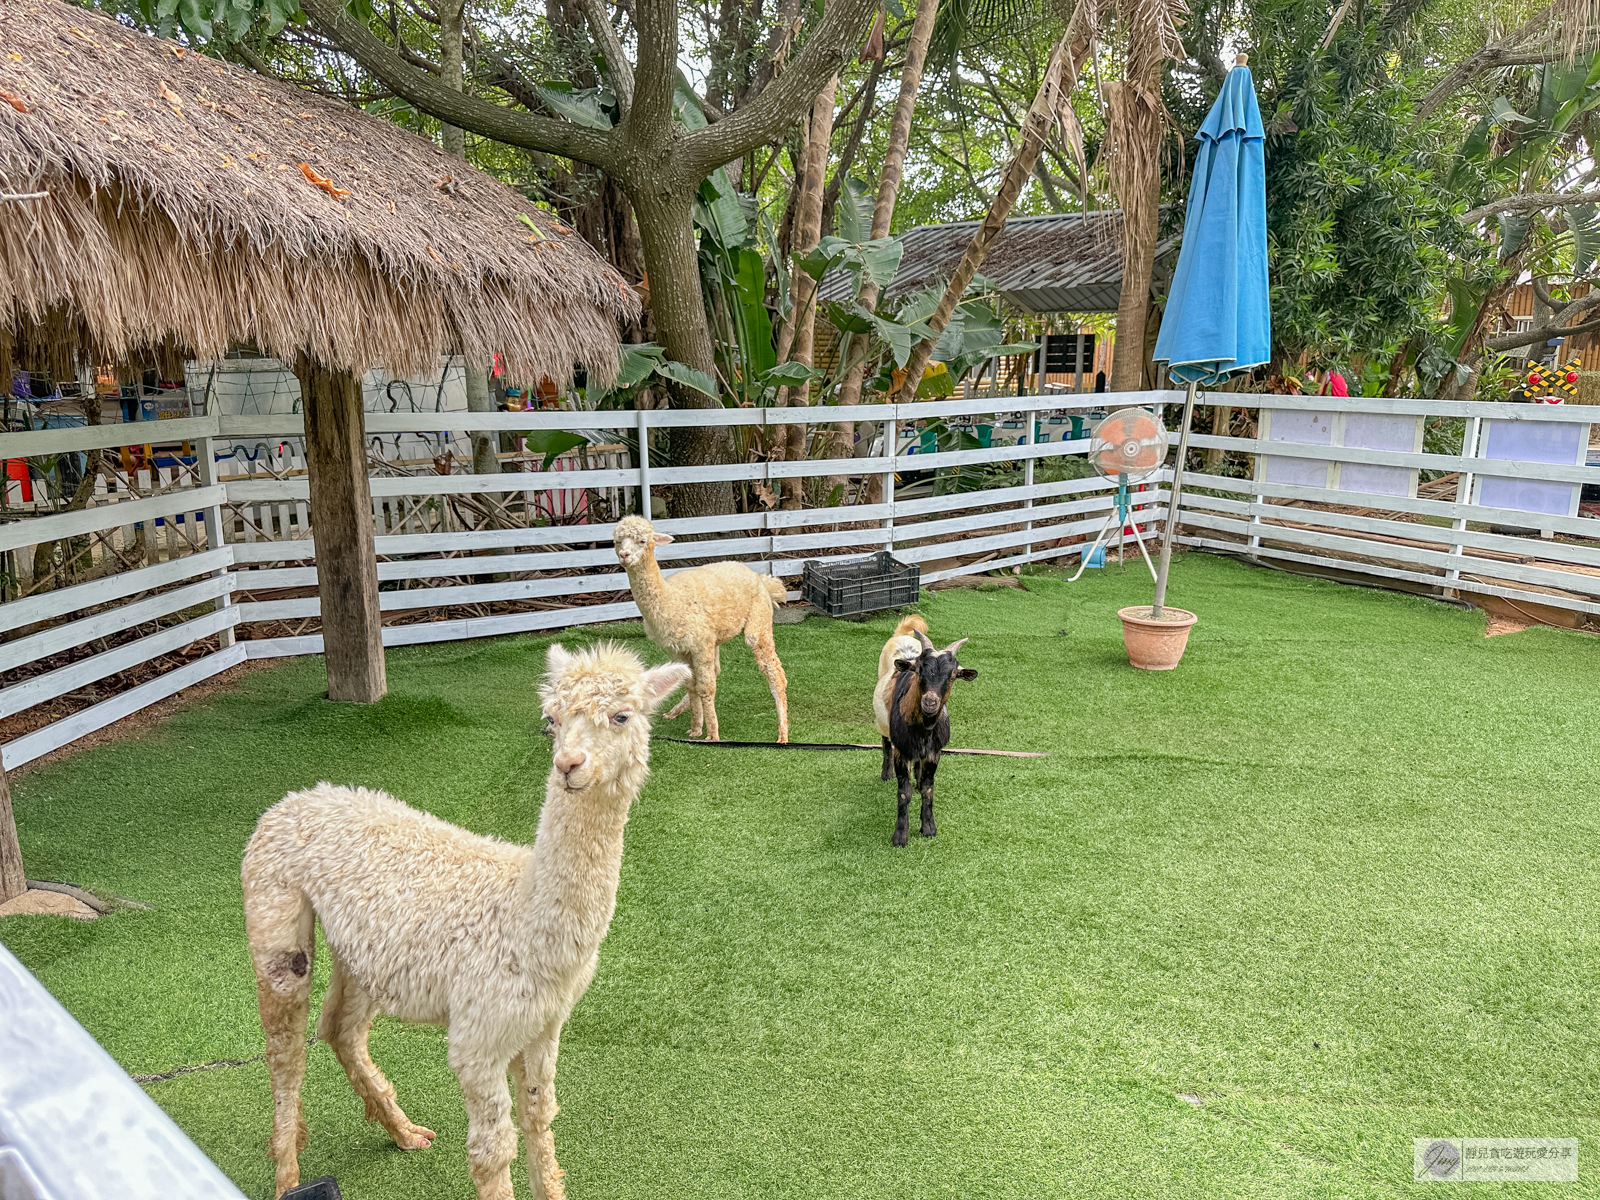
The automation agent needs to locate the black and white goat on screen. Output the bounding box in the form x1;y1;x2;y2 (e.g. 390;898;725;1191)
872;619;977;846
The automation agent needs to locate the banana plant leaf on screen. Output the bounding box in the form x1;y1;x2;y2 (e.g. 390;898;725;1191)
1573;204;1600;274
733;249;776;377
834;176;874;244
536;82;616;129
763;362;827;386
520;430;589;470
654;359;719;399
695;172;749;249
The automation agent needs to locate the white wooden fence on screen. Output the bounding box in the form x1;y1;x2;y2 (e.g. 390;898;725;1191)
1177;393;1600;619
3;389;1597;769
0;392;1176;769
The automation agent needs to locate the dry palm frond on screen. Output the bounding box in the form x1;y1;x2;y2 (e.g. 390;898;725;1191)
0;0;637;382
1549;0;1600;61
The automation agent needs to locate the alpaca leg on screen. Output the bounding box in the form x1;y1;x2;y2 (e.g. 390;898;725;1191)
744;621;789;744
689;647;718;741
918;756;939;838
243;879;315;1197
451;1052;518;1200
318;953;435;1150
511;1021;567;1200
892;751;912;847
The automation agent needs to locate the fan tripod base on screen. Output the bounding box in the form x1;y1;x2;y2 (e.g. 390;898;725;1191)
1068;476;1157;583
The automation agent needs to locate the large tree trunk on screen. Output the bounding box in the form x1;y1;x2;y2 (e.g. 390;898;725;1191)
0;762;24;905
840;0;942;505
892;10;1093;403
630;186;736;517
780;76;839;509
297;356;387;703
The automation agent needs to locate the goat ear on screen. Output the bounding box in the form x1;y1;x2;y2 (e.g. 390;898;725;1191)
638;661;692;710
943;637;968;656
894;656;915;671
652;531;674;545
546;643;573;675
956;667;978;682
914;629;934;651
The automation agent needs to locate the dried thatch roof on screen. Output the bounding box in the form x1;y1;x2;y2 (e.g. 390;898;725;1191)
0;0;637;382
819;210;1179;314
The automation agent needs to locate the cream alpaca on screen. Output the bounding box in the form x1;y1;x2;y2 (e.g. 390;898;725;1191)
241;643;689;1200
612;514;789;742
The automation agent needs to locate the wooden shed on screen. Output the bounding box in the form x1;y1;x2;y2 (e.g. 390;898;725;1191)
0;0;636;702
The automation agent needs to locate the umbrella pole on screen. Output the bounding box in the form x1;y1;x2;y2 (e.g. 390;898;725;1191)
1151;379;1199;617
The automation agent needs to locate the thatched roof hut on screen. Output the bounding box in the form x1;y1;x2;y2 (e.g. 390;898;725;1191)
0;0;641;704
0;0;636;384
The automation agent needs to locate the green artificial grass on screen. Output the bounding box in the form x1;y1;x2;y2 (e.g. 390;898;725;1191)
5;552;1600;1199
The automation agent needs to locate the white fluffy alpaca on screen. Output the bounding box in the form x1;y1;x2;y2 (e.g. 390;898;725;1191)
241;643;689;1200
613;514;789;742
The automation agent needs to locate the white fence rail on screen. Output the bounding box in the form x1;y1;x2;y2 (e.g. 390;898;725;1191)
4;389;1596;769
1173;392;1600;617
1;392;1175;768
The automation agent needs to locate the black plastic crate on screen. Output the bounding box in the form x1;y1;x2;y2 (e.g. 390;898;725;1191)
801;552;919;617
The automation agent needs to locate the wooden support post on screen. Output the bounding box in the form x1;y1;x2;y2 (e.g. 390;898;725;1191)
296;356;387;703
636;408;652;518
0;760;25;905
196;432;236;649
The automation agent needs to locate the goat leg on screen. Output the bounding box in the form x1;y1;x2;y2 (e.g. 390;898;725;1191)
880;736;893;782
918;755;939;838
892;753;912;847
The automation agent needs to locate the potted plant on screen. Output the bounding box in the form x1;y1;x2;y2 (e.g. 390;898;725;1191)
1117;604;1198;670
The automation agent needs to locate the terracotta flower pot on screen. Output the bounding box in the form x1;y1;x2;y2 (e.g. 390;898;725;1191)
1117;606;1198;671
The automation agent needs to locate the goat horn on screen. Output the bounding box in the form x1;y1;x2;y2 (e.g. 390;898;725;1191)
914;629;934;651
943;637;968;655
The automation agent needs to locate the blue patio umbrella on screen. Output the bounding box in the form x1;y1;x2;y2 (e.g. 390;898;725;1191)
1149;52;1269;615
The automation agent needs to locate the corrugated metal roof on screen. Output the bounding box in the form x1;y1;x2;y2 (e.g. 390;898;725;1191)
817;209;1179;314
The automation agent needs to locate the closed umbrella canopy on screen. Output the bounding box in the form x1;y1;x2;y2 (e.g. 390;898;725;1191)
1148;55;1269;620
1153;58;1269;385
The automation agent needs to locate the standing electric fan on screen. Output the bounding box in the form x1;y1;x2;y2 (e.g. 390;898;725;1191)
1067;407;1167;582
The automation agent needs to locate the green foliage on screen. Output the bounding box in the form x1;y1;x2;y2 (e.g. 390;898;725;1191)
587;343;718;407
1264;68;1463;367
517;429;589;469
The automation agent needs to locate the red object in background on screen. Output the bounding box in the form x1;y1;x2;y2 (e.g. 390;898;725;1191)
4;458;31;501
1328;371;1349;397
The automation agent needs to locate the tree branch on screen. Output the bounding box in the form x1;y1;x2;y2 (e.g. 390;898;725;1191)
1414;4;1555;124
1485;310;1600;350
579;0;635;115
627;0;680;140
299;0;618;168
681;0;879;175
1461;186;1600;223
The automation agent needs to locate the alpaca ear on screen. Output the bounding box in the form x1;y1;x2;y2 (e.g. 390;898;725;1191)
943;638;968;656
638;662;691;710
546;643;573;676
652;532;674;545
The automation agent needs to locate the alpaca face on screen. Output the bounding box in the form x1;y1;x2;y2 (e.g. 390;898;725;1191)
612;515;672;568
540;642;690;793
